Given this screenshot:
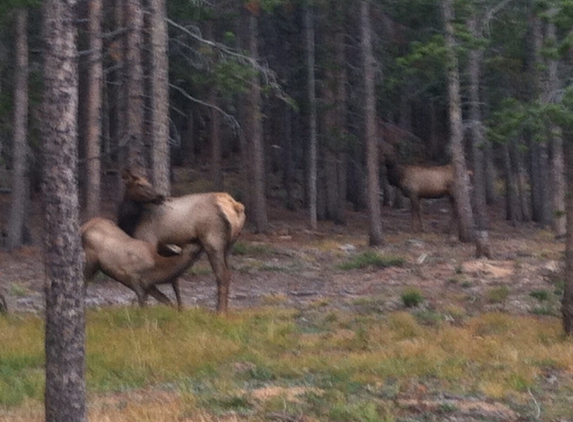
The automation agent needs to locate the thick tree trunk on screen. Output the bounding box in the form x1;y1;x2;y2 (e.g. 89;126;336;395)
84;0;103;219
246;12;268;232
529;15;551;227
562;135;573;335
467;16;490;258
442;0;474;243
149;0;170;195
124;0;145;169
41;0;86;420
546;17;566;237
7;9;29;250
305;1;318;230
361;0;383;246
109;0;126;195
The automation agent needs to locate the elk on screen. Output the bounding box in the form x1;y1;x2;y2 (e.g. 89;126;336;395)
380;142;457;232
118;168;246;314
81;217;202;309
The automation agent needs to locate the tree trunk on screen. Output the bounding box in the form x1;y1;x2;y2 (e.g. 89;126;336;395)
124;0;145;169
41;0;86;419
563;132;573;334
503;141;520;224
209;92;223;191
546;16;566;237
529;14;551;227
467;15;490;258
84;0;103;219
7;9;29;250
246;11;267;232
149;0;170;195
109;0;126;195
484;141;498;204
361;0;383;246
442;0;474;243
305;1;318;230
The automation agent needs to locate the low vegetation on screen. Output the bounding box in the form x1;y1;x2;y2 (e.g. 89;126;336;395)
337;251;405;270
1;306;573;421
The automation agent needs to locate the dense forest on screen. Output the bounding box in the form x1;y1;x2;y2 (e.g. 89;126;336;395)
1;0;573;241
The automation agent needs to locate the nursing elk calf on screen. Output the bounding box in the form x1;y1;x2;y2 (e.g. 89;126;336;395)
118;168;246;314
380;142;457;232
82;218;201;309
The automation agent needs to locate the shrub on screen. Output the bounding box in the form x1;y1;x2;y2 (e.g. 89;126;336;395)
529;289;550;302
487;286;510;304
401;288;424;308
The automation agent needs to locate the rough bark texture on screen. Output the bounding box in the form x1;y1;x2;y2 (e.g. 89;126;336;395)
85;0;103;219
124;0;145;168
41;0;86;420
529;15;551;227
149;0;170;195
246;12;268;233
361;0;384;246
442;0;475;243
467;16;490;258
546;17;566;237
7;9;29;250
562;135;573;335
305;2;318;230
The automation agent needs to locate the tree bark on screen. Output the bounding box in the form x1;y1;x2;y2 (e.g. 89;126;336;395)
245;11;268;232
41;0;86;419
84;0;103;219
7;9;29;250
441;0;475;243
361;0;384;246
124;0;145;169
305;1;318;230
467;15;490;258
562;134;573;335
149;0;170;195
546;15;566;237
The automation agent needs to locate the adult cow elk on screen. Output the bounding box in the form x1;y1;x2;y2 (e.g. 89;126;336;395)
380;142;457;232
82;217;202;309
118;168;246;314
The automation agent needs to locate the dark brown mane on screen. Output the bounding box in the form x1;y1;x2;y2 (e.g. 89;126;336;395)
117;199;146;237
117;168;165;236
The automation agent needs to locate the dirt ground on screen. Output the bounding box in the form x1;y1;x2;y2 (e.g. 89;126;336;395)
0;189;565;318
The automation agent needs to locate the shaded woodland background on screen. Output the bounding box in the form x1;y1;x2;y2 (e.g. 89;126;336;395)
1;0;573;241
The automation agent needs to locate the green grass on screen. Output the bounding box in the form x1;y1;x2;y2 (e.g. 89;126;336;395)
337;251;405;270
1;308;573;421
401;288;424;308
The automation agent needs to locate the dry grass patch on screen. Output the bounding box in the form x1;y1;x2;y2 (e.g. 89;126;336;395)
2;307;573;420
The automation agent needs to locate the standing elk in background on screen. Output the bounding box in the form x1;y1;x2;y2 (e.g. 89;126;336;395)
82;217;202;309
118;168;246;314
380;142;458;232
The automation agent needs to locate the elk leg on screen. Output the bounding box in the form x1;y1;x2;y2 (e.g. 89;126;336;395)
131;283;148;307
145;286;175;308
205;246;230;314
171;279;183;311
447;194;458;235
410;196;423;232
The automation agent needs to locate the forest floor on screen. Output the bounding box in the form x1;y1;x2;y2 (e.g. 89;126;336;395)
0;170;570;421
0;183;564;317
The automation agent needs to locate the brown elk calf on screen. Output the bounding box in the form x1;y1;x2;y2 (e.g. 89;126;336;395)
381;143;457;232
82;217;201;309
118;168;246;314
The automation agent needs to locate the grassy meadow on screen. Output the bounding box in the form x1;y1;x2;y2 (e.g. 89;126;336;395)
1;305;573;421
